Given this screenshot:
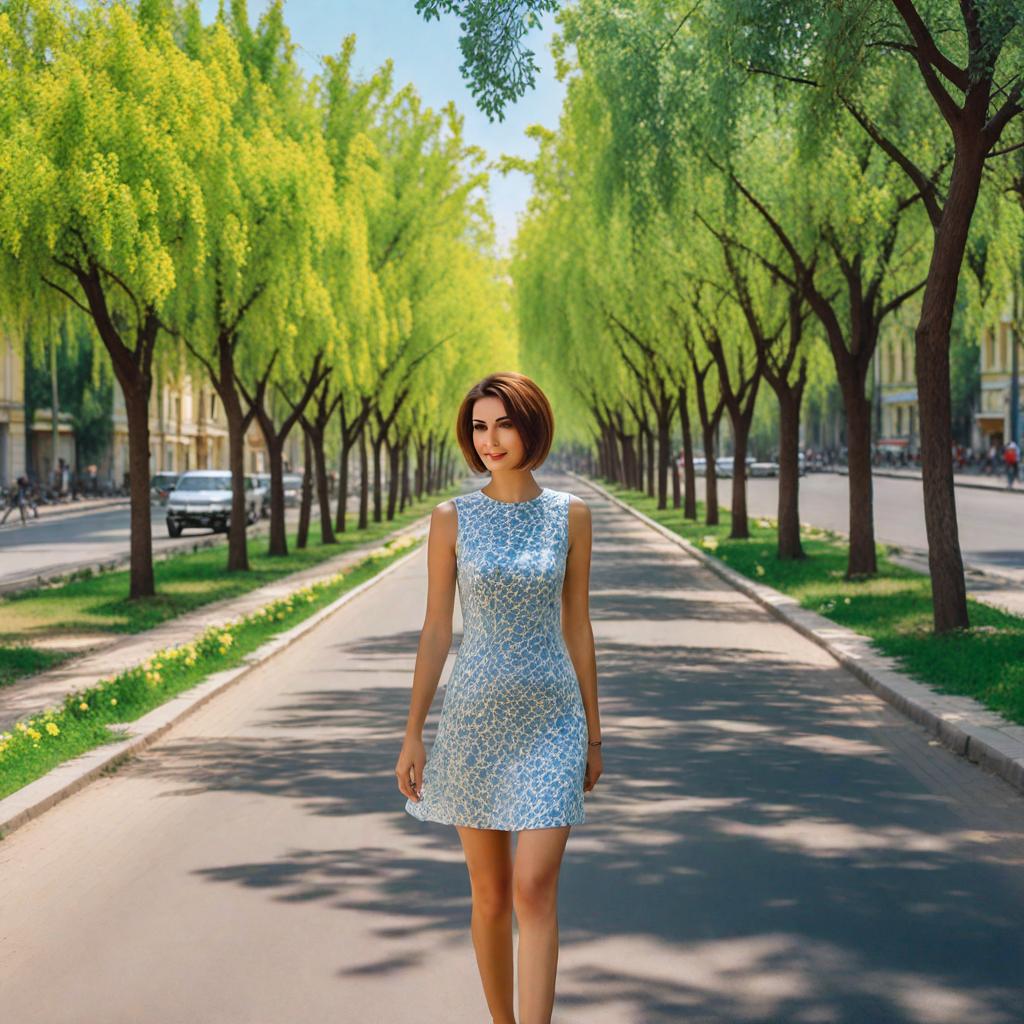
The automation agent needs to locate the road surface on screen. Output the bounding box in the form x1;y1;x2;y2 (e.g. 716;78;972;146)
2;472;1022;1022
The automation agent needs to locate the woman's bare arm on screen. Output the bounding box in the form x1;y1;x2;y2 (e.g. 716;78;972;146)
404;501;458;738
561;495;602;790
397;501;458;801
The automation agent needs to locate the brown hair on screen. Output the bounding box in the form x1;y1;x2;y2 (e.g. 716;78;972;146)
455;372;554;474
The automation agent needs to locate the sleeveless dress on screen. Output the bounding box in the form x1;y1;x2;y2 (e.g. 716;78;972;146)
404;486;589;830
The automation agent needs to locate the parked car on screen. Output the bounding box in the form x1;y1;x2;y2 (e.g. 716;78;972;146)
165;470;259;537
282;472;305;507
749;460;780;477
714;455;756;479
150;471;180;506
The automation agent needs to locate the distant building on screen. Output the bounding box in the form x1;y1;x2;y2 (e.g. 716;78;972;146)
875;305;919;455
0;336;27;488
976;302;1023;450
110;373;297;485
875;297;1022;453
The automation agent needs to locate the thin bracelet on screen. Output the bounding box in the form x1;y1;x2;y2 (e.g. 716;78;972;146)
588;739;602;746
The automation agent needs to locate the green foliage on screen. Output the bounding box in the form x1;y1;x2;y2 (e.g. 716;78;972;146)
414;0;560;120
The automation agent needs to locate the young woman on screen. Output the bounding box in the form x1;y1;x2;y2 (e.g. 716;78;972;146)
395;371;603;1024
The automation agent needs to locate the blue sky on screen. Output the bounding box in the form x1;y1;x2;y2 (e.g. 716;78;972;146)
199;1;567;254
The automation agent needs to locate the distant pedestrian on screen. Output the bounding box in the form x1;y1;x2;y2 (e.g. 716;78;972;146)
1;475;38;526
1004;440;1020;488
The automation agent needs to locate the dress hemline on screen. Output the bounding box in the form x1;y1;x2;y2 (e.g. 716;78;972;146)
404;802;584;830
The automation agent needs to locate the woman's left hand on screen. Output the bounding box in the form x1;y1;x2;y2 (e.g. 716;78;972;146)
584;747;602;792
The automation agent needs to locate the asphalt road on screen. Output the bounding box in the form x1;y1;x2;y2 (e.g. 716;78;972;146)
0;500;341;590
2;472;1022;1023
719;473;1023;584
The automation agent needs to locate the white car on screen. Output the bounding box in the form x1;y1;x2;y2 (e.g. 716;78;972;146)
714;455;756;479
165;470;259;537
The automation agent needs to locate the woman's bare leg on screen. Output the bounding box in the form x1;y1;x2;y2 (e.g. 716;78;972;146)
512;826;571;1024
456;825;516;1024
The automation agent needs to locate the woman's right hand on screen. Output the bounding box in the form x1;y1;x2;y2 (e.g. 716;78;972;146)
396;737;426;802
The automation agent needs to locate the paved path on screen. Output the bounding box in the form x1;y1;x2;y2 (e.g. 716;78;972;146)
2;473;1023;1023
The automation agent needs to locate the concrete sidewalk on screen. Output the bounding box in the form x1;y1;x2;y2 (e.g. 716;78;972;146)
0;515;430;735
837;465;1024;494
1;470;1022;1022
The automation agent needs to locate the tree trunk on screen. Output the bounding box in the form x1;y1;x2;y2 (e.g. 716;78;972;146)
217;333;250;572
311;425;335;544
913;147;985;630
372;432;385;523
679;386;697;520
124;386;156;598
297;429;313;549
842;380;877;576
729;418;751;539
702;420;719;526
266;436;289;556
358;421;369;530
775;384;805;560
335;434;351;534
387;433;401;520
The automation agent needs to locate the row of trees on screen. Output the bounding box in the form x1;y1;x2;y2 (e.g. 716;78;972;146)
497;0;1023;635
0;0;513;597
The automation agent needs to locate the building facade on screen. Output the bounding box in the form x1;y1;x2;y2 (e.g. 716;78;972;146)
109;375;298;486
0;336;27;488
975;300;1022;450
875;297;1022;453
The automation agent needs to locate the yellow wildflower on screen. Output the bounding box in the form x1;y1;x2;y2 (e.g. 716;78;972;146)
46;722;60;736
79;702;89;711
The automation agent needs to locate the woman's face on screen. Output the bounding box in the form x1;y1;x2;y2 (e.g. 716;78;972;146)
472;396;526;472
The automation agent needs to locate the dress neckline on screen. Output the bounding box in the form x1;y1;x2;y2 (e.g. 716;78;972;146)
477;486;548;506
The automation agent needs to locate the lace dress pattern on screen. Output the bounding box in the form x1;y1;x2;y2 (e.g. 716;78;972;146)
405;486;588;830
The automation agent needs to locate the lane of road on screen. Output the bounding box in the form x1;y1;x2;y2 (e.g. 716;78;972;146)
722;473;1023;583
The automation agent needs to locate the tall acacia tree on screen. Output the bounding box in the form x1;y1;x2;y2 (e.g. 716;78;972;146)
173;0;337;571
0;0;219;598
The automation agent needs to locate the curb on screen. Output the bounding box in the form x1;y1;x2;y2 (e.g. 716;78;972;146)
836;466;1023;495
0;533;427;839
571;472;1024;799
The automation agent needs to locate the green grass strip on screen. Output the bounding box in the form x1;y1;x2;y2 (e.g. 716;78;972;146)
0;530;424;802
603;481;1024;728
0;490;455;687
0;646;74;688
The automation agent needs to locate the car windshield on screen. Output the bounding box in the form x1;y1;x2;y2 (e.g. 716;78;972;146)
283;475;303;487
175;475;231;492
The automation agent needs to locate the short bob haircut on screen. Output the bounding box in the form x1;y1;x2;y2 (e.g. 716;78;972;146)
456;372;554;474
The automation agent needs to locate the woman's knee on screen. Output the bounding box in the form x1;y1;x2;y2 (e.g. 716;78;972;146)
470;872;513;918
512;870;558;919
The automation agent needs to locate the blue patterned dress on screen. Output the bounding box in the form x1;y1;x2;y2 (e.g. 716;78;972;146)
405;486;589;830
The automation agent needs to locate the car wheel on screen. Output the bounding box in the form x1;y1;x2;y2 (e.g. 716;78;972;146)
167;520;183;538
